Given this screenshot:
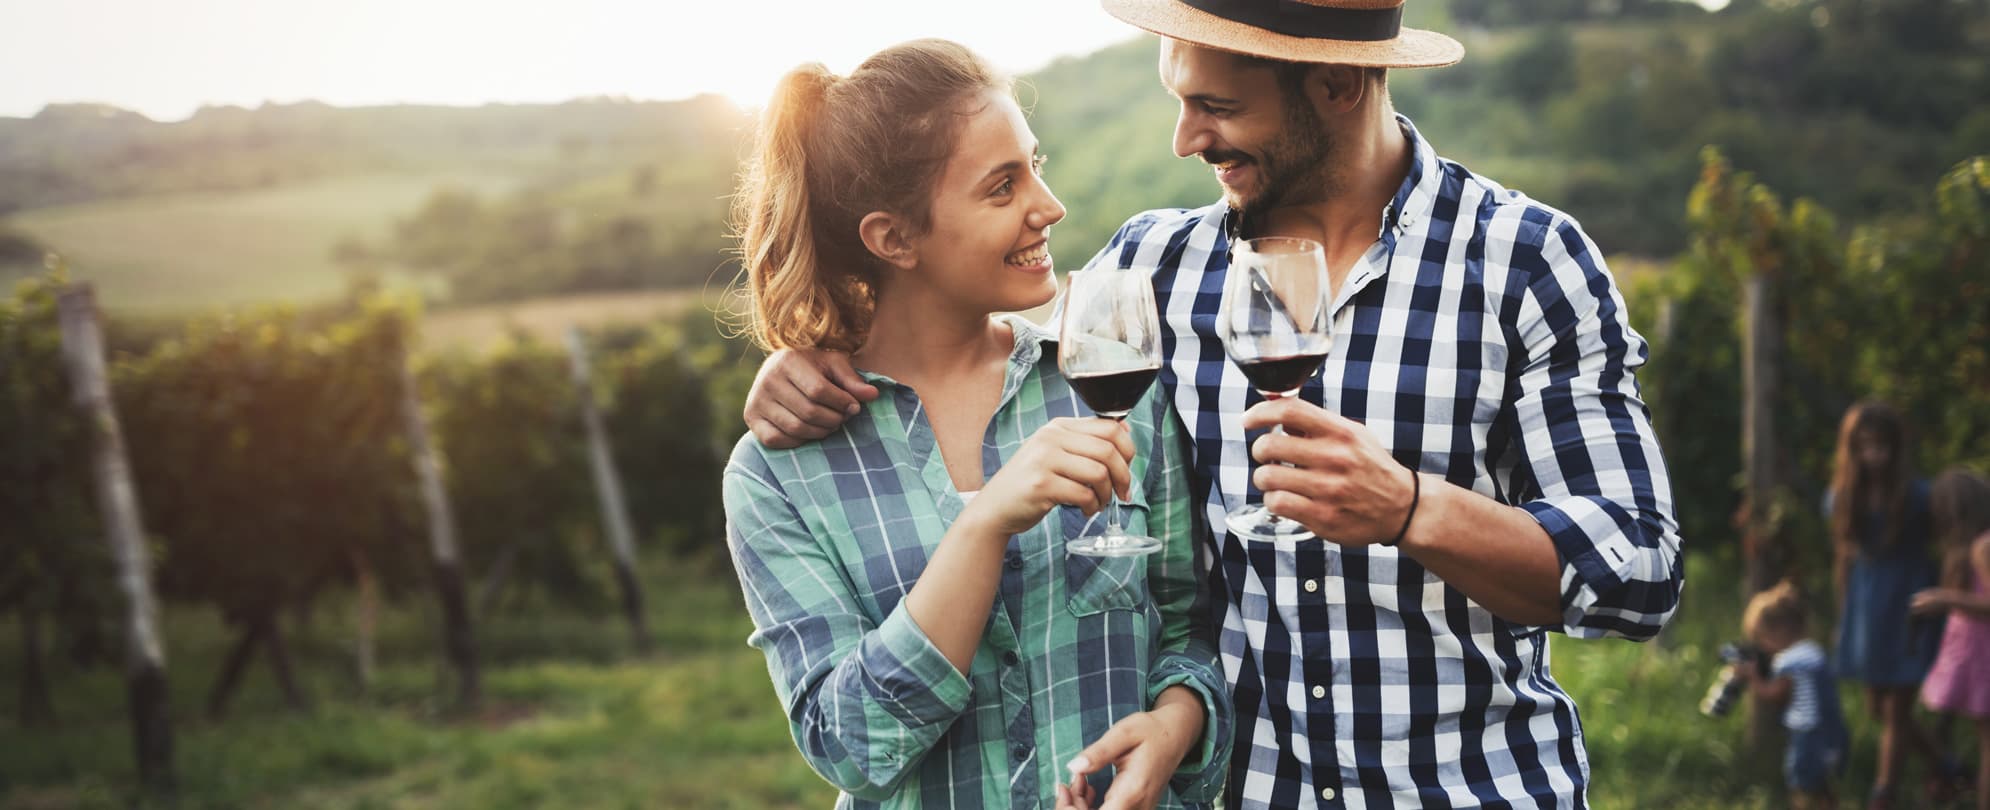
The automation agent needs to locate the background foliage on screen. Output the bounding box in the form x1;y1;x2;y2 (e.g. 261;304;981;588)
3;0;1987;806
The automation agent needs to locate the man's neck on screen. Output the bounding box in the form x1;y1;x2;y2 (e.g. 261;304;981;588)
1253;110;1411;290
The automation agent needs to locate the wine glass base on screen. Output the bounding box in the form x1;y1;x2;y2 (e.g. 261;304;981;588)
1225;505;1317;543
1066;533;1165;557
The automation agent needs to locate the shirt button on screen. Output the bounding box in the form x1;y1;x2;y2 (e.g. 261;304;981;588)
1304;579;1319;593
1312;685;1326;699
1005;551;1023;570
1322;787;1337;801
1002;650;1019;666
1011;743;1030;761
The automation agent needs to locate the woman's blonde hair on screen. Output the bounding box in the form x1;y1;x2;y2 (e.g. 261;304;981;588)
732;39;1008;353
1930;468;1990;591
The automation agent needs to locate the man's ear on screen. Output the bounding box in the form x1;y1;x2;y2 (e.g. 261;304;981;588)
859;211;918;271
1304;64;1368;116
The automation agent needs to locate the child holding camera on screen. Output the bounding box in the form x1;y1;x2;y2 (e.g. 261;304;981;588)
1734;581;1850;809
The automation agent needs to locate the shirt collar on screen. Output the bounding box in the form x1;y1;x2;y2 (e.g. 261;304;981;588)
1384;113;1442;243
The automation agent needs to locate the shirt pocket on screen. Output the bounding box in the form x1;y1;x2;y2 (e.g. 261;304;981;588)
1062;500;1154;617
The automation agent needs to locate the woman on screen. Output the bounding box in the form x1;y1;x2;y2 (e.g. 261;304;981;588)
1826;400;1956;808
722;40;1230;809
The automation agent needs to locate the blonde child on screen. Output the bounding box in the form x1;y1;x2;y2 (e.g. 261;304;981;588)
1738;581;1850;809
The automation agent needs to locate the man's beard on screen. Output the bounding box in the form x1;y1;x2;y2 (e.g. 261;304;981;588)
1207;100;1335;227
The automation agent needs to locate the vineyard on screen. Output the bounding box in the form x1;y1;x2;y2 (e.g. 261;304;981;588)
1;269;757;800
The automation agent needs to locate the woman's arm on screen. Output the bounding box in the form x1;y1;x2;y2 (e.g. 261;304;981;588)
726;461;975;799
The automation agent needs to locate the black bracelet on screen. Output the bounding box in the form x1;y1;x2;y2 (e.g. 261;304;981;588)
1381;466;1420;547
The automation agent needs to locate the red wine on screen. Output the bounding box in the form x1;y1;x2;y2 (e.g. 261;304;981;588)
1235;352;1326;395
1067;367;1160;418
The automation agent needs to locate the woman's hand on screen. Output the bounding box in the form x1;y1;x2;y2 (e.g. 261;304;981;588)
1062;686;1206;810
1054;774;1099;810
958;418;1134;538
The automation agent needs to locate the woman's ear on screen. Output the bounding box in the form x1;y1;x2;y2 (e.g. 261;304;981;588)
859;211;918;271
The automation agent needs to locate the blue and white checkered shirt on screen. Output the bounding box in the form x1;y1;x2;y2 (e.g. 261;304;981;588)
1079;116;1683;809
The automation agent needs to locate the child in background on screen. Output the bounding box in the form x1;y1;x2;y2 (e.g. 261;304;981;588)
1826;401;1953;808
1912;469;1990;810
1738;580;1850;809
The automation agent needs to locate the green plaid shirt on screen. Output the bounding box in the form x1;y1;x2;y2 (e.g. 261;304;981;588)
725;315;1232;809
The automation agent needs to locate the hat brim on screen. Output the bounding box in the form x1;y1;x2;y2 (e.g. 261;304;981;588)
1101;0;1463;68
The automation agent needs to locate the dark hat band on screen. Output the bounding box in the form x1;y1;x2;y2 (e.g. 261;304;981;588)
1179;0;1402;42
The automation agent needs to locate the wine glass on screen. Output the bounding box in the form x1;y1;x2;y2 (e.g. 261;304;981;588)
1217;236;1333;543
1058;266;1165;557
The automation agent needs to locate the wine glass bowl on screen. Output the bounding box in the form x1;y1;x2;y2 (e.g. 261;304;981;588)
1058;267;1165;557
1217;236;1334;542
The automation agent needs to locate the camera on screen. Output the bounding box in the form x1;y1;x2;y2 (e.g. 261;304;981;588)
1700;642;1766;717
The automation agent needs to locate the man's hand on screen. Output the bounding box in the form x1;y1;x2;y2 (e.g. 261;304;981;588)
1241;397;1416;545
743;348;880;448
1062;686;1204;810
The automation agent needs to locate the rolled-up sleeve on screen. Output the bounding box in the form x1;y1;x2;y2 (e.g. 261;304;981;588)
1137;394;1233;799
724;454;971;798
1504;214;1683;641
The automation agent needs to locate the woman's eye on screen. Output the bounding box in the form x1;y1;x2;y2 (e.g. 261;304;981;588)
993;178;1014;197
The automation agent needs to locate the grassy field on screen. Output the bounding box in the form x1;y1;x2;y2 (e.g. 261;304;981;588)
420;289;702;352
0;549;1975;809
2;172;518;315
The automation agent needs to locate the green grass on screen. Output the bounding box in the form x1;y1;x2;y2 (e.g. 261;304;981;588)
2;550;1977;808
1;171;519;316
0;553;840;810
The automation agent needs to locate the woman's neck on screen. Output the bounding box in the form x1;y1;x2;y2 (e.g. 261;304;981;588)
853;284;1013;384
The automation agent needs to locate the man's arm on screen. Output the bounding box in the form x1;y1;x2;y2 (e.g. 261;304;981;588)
1494;211;1682;639
1245;402;1562;626
1248;213;1682;638
742;348;879;448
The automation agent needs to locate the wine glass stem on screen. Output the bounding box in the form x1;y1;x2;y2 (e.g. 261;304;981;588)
1103;415;1127;546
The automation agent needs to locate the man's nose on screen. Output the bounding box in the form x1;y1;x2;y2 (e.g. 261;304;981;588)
1173;107;1210;159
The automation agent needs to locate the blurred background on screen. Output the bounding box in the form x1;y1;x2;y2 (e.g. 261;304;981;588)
2;0;1987;807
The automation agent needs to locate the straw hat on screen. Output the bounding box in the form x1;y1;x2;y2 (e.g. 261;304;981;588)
1101;0;1462;68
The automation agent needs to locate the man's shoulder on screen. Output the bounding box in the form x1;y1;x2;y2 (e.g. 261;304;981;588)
1432;156;1590;252
1109;203;1226;245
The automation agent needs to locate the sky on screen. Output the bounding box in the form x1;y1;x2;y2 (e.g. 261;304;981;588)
0;0;1143;121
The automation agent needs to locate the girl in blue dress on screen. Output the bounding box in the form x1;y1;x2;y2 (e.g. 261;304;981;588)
1827;400;1957;808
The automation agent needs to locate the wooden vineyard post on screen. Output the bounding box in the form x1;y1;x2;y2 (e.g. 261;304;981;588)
398;346;481;709
56;284;175;794
566;328;649;653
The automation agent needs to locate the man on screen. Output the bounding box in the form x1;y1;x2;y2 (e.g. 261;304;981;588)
742;1;1683;806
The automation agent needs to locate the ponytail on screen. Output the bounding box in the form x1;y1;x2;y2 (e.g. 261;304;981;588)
734;64;870;353
730;40;1007;353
